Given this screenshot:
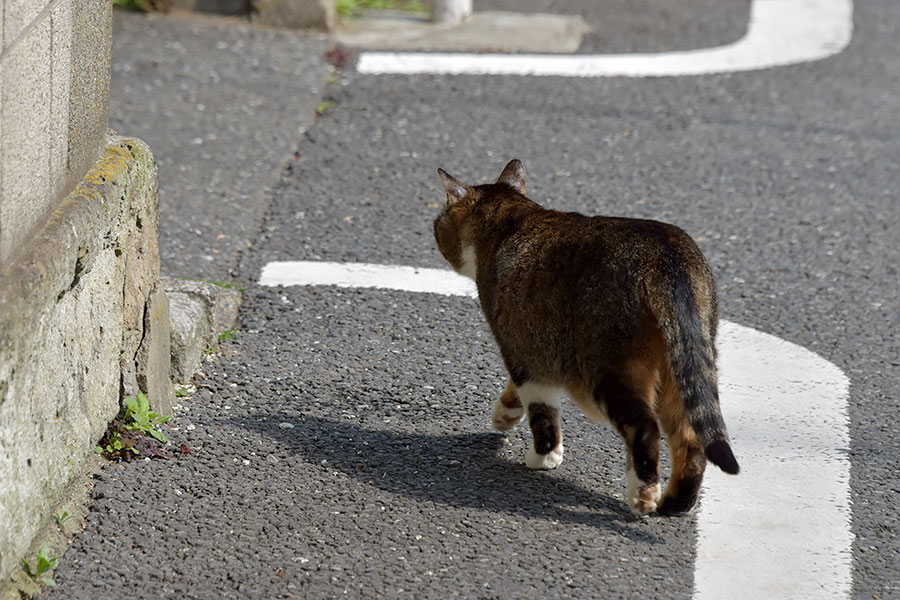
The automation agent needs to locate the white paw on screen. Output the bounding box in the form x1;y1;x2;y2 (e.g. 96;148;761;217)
492;401;524;431
525;443;564;470
626;469;661;516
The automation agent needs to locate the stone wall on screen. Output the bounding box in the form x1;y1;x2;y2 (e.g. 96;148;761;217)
0;133;168;585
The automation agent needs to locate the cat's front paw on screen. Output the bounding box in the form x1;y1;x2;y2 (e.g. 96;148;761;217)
492;402;525;431
626;481;661;516
525;443;564;470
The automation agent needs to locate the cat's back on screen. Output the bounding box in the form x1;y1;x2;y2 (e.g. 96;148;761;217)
496;208;706;284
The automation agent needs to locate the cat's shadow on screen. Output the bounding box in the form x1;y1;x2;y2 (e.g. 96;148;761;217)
233;413;661;543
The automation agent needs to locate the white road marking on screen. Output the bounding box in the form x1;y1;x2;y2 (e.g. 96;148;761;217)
260;259;853;598
259;260;478;297
701;321;851;600
357;0;853;77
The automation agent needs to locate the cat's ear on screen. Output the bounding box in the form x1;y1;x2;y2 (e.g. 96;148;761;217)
496;159;526;195
438;168;468;206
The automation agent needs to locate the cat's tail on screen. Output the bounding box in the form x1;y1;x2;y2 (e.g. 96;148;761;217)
654;262;740;475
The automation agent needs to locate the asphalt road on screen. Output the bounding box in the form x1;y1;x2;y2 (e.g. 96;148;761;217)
50;2;897;599
107;11;327;281
479;0;751;53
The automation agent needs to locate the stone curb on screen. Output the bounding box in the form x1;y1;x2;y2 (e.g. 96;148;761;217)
163;277;243;385
171;0;337;30
336;10;591;53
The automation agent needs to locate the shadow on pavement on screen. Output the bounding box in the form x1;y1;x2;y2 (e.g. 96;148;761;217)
232;413;661;543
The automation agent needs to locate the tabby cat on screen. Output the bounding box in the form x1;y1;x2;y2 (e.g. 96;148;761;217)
433;159;739;516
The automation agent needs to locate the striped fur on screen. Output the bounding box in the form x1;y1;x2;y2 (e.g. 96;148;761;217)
649;256;739;474
434;160;739;515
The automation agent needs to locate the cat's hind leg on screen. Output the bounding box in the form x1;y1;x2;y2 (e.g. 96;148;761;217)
492;379;525;431
600;375;662;516
655;370;707;515
516;382;565;470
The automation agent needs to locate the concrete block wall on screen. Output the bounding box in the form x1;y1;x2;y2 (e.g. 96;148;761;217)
0;0;112;265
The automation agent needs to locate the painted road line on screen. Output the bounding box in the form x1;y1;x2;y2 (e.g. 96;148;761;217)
259;260;478;297
700;321;851;600
259;260;853;599
357;0;853;77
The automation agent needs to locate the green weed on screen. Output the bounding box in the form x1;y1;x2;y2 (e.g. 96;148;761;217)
207;280;244;291
22;543;59;588
317;100;339;114
124;392;170;442
96;432;125;456
55;510;73;529
96;391;171;461
218;328;239;343
338;0;426;18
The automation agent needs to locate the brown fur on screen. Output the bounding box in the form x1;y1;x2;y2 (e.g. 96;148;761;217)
499;380;522;410
434;159;738;515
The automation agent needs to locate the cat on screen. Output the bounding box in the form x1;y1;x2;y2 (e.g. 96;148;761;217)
433;159;739;516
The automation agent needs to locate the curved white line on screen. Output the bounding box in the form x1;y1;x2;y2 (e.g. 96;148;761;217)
259;260;853;598
701;321;851;600
356;0;853;77
260;260;479;297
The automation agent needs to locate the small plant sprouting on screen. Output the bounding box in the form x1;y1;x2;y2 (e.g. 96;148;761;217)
55;510;73;529
96;432;124;456
316;100;339;114
337;0;425;18
21;542;59;588
175;384;197;399
218;328;238;343
207;280;244;291
124;392;170;442
96;391;171;461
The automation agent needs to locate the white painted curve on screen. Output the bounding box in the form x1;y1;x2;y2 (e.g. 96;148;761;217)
702;321;851;600
356;0;853;77
259;260;852;599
